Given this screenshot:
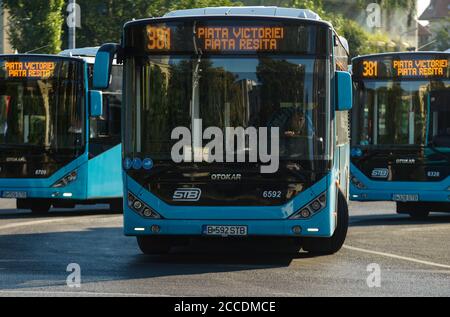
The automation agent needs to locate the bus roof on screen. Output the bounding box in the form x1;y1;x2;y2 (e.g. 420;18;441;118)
0;53;88;64
124;6;348;55
59;47;100;64
164;6;322;21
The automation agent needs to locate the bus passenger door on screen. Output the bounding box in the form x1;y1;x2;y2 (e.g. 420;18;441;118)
87;65;123;199
427;90;450;148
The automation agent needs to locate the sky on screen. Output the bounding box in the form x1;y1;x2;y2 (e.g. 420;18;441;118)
417;0;431;17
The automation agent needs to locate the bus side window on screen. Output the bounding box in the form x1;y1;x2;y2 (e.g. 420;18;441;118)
89;65;122;157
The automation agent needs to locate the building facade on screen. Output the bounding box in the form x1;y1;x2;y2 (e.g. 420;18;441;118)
418;0;450;51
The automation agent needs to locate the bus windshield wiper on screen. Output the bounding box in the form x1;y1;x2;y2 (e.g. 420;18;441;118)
355;149;395;164
422;145;450;162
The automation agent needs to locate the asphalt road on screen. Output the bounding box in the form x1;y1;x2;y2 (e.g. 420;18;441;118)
0;199;449;297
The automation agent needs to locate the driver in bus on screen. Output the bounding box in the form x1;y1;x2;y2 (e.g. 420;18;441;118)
284;110;308;137
283;109;314;158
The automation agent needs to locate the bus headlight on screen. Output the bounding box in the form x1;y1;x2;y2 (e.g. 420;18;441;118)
52;171;78;188
290;192;327;220
350;174;367;190
127;192;162;219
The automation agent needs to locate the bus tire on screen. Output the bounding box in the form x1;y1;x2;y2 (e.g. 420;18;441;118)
110;199;123;213
16;199;30;210
302;190;349;255
137;236;171;255
397;202;430;220
30;200;51;214
408;211;430;220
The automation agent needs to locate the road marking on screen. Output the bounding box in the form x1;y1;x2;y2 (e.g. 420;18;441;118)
344;245;450;270
0;290;171;297
0;215;120;232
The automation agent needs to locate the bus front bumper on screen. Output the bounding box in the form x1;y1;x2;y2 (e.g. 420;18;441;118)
0;186;86;201
350;183;450;203
124;206;335;238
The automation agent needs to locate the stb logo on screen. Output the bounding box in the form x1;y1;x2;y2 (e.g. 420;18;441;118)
173;188;202;202
371;168;389;179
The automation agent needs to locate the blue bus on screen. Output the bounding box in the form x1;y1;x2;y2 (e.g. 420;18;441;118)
94;7;353;254
0;48;123;213
351;52;450;219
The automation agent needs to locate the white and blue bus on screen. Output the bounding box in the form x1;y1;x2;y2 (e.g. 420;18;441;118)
351;52;450;219
94;7;352;254
0;48;123;213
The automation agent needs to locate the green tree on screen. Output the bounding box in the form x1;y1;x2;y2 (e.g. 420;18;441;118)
71;0;241;48
2;0;65;54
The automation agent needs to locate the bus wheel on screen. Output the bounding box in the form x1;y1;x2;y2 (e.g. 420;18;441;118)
109;199;123;213
137;236;171;255
396;202;430;220
303;191;349;255
408;210;430;221
30;200;51;214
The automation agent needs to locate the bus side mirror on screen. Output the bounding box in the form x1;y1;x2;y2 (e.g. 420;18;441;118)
93;43;119;89
335;71;353;111
89;90;103;117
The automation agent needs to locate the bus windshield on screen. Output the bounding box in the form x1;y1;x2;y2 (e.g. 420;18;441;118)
123;19;332;173
0;57;85;153
352;79;450;149
125;55;328;164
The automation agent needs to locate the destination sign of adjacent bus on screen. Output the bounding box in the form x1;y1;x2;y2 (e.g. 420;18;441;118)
4;61;56;79
393;59;448;77
359;57;449;79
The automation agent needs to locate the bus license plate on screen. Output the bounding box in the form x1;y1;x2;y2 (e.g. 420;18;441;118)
392;194;419;202
203;225;248;237
2;191;27;199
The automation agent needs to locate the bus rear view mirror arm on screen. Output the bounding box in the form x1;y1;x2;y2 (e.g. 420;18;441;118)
93;43;120;89
335;71;353;111
89;90;103;117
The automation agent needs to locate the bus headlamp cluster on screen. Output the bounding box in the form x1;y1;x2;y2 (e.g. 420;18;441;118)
350;174;367;190
127;192;162;219
52;171;78;188
290;192;327;219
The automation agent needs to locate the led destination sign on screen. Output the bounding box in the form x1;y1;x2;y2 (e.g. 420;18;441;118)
4;61;56;79
354;55;450;80
196;26;285;51
137;20;328;55
147;25;285;52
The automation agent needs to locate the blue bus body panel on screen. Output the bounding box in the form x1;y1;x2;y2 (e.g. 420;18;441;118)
124;173;338;238
87;144;123;199
0;154;88;200
350;163;450;202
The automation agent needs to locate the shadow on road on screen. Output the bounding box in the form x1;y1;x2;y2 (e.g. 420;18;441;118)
0;227;318;291
0;207;122;220
350;213;450;227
